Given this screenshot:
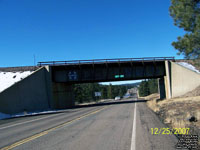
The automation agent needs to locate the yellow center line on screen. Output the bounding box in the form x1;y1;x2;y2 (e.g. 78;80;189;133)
0;106;107;150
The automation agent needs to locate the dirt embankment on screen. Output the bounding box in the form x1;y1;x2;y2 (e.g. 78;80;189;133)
177;85;200;98
143;87;200;144
0;66;40;72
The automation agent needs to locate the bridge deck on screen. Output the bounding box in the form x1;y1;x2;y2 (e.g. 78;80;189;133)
46;57;175;83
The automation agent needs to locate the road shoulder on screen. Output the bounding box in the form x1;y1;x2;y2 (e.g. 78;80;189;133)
136;102;178;150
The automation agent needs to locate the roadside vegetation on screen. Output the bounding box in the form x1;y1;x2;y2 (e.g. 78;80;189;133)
142;86;200;145
138;60;200;143
138;79;158;97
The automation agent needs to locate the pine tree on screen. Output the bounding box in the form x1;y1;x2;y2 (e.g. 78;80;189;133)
169;0;200;59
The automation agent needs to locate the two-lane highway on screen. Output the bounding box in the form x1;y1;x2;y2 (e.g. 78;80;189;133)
0;99;178;150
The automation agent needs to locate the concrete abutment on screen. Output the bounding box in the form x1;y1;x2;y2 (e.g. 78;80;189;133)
0;66;75;114
45;66;75;110
52;82;75;109
163;61;200;99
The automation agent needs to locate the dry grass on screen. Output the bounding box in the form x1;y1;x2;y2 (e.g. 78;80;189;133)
146;94;200;138
147;99;160;112
145;93;160;112
140;93;159;101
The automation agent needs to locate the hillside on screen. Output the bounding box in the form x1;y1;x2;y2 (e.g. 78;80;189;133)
0;66;39;72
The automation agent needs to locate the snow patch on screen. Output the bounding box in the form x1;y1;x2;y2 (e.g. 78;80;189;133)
12;110;61;118
0;110;62;120
177;62;200;74
0;71;33;93
0;112;11;120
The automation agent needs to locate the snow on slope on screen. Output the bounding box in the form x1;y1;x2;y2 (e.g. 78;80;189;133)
0;112;11;120
0;110;61;120
0;71;33;93
177;62;200;74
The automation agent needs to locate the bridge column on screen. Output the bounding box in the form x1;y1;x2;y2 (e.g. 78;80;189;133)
42;66;75;109
164;61;172;99
52;83;75;109
158;77;166;99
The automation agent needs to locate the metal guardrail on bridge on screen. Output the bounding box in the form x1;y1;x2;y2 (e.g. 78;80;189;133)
38;57;175;66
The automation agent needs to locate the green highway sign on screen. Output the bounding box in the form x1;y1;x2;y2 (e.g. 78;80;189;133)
115;75;124;78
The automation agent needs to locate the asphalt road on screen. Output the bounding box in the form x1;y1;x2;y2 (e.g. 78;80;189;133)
0;99;179;150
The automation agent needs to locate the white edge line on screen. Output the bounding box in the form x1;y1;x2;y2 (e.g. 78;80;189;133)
0;113;62;130
131;102;137;150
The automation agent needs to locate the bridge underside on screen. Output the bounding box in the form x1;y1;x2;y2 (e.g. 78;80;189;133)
47;60;169;109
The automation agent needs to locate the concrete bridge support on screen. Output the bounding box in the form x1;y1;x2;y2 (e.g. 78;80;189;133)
158;77;166;99
164;61;172;99
164;61;200;99
46;66;75;109
52;83;75;109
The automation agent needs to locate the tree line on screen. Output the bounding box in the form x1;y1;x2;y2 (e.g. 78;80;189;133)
138;79;158;97
73;83;133;104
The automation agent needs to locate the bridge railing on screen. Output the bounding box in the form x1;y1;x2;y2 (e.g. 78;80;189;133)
38;57;175;66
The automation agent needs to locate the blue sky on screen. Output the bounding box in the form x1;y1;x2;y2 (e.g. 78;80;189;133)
0;0;184;68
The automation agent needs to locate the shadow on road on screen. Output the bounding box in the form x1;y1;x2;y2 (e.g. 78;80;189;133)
74;99;147;108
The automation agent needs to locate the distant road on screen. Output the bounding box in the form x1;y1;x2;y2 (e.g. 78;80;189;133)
0;99;178;150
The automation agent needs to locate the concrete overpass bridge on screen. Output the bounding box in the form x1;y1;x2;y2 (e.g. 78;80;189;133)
38;57;173;83
1;57;200;114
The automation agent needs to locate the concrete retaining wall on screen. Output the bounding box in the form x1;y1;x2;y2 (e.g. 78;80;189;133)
0;67;52;114
165;61;200;98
